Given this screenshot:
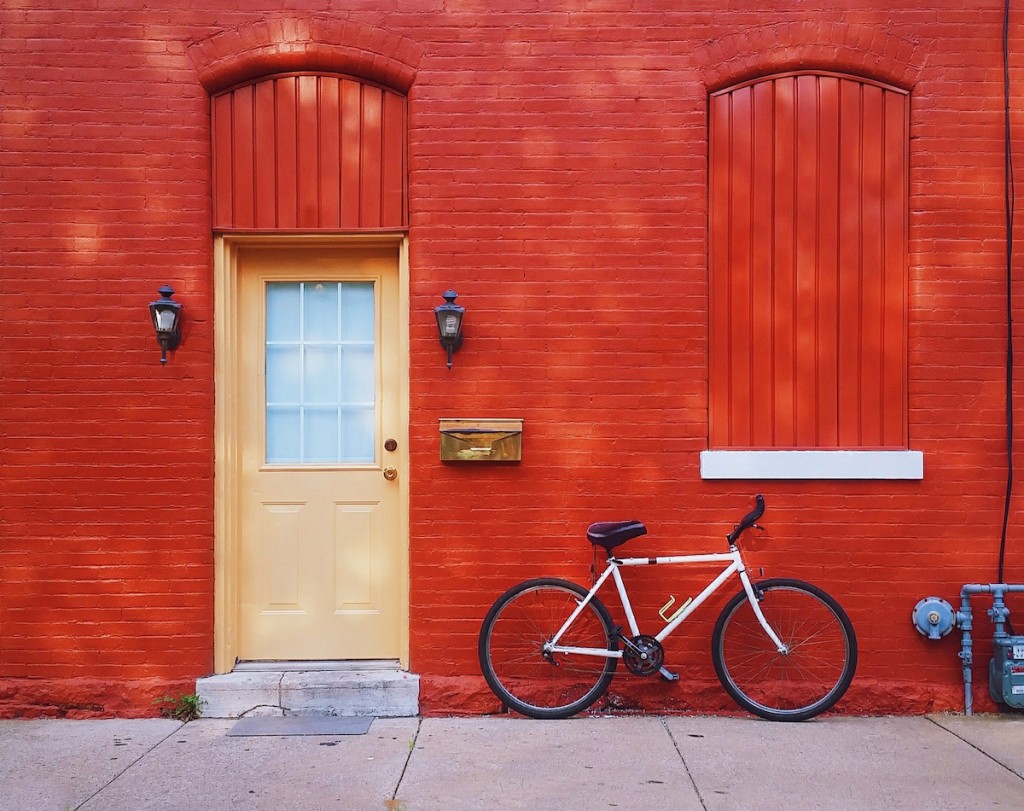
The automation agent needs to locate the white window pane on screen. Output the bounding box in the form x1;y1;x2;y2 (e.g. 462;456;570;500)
304;345;339;404
266;345;301;404
304;407;340;462
341;346;375;403
267;408;301;463
341;282;375;341
267;283;301;341
341;407;375;462
304;282;339;342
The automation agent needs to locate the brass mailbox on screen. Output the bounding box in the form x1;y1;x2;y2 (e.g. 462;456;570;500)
439;419;523;462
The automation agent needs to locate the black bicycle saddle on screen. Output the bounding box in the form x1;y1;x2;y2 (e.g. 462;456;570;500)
586;521;647;551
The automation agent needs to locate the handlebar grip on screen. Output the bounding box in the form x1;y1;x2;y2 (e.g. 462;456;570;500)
745;494;766;525
726;494;765;544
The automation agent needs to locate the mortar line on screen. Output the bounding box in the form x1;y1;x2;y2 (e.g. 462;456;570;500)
73;721;186;810
661;716;709;811
926;715;1024;782
390;716;423;804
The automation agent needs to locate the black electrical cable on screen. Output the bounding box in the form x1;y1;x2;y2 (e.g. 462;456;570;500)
999;0;1015;585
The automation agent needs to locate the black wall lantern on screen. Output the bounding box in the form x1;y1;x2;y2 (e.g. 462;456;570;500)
149;285;182;364
434;289;465;369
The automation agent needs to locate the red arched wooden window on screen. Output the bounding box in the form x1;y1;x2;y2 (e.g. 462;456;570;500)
212;73;406;230
708;72;909;449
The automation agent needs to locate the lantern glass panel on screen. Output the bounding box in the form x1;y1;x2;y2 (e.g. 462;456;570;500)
441;312;460;337
153;307;178;332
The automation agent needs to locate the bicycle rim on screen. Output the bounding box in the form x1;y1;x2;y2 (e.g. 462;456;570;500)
479;579;617;719
712;579;857;721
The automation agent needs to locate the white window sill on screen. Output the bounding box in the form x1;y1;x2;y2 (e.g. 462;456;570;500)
700;450;924;480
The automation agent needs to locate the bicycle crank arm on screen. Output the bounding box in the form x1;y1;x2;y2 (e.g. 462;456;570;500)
659;666;679;682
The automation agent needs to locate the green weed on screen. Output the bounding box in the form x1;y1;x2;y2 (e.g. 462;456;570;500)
154;692;205;722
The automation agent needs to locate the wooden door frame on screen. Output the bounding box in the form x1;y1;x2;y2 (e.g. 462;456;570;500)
213;232;410;674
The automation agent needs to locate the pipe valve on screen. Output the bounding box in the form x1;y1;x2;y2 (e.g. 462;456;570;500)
912;596;956;640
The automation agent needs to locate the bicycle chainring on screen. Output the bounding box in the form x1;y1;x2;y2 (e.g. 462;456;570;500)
622;634;665;677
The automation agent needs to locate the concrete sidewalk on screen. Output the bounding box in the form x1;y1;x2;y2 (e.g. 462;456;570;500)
1;714;1022;810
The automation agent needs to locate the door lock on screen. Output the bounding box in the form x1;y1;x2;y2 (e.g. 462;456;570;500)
383;467;398;481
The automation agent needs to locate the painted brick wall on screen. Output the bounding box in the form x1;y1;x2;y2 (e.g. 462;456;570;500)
2;0;1023;716
0;5;218;716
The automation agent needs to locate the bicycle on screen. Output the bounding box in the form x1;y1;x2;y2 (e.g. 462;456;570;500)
478;495;857;721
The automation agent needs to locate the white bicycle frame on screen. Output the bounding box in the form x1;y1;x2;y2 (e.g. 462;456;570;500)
545;547;787;660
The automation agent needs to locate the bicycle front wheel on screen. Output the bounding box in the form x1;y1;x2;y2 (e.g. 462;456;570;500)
478;578;618;719
712;578;857;721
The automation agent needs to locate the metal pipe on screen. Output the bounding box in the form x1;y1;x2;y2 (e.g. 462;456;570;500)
960;584;1024;594
956;584;1024;714
958;591;975;715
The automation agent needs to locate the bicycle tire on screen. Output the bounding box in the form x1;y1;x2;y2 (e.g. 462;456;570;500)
478;578;619;719
711;578;858;721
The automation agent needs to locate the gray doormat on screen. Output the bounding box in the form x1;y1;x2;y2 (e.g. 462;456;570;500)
227;716;374;737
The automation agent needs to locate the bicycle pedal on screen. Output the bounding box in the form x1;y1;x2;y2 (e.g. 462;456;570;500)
658;666;679;682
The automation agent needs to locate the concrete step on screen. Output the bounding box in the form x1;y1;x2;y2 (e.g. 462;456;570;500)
196;666;419;718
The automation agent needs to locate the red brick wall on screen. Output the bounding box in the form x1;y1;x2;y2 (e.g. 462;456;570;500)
2;1;1023;716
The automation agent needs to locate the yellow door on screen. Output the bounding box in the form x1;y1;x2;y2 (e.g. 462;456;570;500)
234;242;405;661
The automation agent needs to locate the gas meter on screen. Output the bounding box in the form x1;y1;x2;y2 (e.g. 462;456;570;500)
990;637;1024;709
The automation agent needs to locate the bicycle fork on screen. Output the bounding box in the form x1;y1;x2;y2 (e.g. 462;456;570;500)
738;568;789;654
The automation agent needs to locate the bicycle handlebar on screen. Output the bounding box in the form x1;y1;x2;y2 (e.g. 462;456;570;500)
726;494;765;545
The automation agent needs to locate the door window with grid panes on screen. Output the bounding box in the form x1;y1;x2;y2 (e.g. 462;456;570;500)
265;281;376;464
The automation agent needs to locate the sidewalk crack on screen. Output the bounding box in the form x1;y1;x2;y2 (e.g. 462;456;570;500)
73;721;186;810
927;715;1024;782
389;716;422;807
661;716;709;811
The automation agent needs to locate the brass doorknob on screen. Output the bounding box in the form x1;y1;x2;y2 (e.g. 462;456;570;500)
383;467;398;481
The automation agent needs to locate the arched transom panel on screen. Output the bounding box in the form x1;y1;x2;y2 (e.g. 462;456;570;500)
212;73;406;230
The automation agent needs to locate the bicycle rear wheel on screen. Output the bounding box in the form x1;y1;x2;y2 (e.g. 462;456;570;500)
478;578;618;719
711;578;857;721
